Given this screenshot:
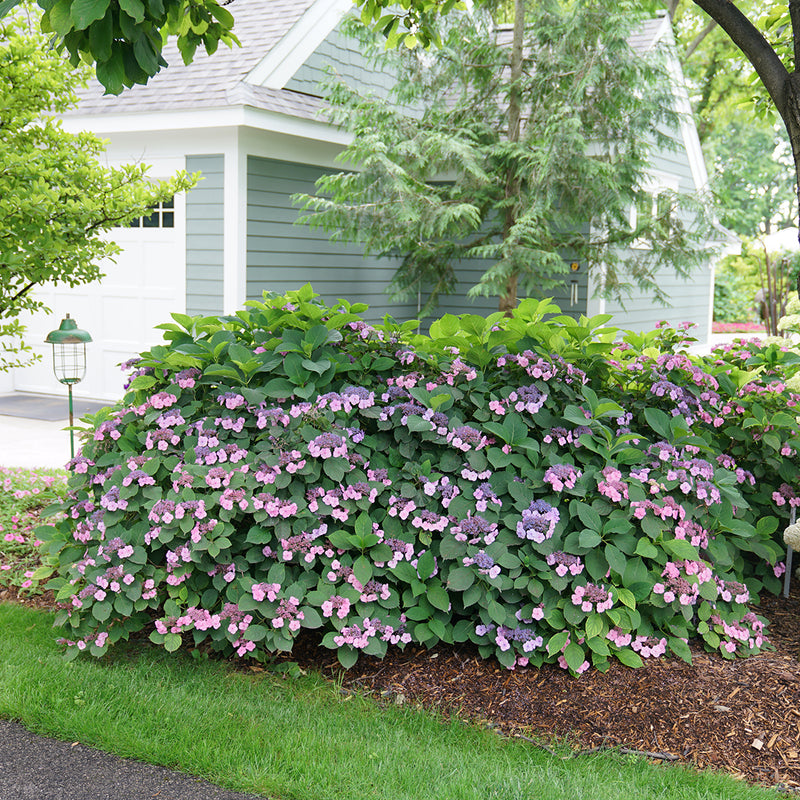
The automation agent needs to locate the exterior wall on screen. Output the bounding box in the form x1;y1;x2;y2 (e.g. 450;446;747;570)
602;265;713;334
285;27;396;101
186;154;225;316
438;257;589;320
590;122;714;337
246;155;420;321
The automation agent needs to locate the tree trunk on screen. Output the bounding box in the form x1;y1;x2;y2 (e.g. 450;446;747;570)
499;0;524;315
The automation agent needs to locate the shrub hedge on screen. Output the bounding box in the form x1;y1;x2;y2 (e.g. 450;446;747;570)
37;286;800;674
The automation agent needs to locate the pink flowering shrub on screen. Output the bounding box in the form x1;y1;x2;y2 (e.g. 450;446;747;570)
37;287;794;674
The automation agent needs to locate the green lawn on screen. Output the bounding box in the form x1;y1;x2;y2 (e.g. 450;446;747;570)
0;602;779;800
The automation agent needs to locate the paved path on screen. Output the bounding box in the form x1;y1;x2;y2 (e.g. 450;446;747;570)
0;720;268;800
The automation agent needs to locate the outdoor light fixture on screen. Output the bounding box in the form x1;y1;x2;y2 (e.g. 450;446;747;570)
45;314;92;459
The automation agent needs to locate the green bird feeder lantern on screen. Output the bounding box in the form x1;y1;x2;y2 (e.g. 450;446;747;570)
45;314;92;459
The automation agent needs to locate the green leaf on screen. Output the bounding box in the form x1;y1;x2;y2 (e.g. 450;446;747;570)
95;48;126;94
416;550;436;580
263;377;295;398
118;0;145;22
585;613;603;640
427;583;451;612
634;539;659;559
353;555;373;586
428;617;448;640
244;624;268;642
576;503;602;531
547;631;569;656
163;633;182;652
0;0;22;16
446;567;475;591
668;637;693;664
337;646;358;668
70;0;110;29
88;11;113;61
578;529;602;548
487;598;506;625
643;407;672;439
604;543;627;576
615;587;636;610
663;538;699;560
563;643;586;672
615;648;643;669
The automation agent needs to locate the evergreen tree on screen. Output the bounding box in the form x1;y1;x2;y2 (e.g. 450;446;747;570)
296;0;714;315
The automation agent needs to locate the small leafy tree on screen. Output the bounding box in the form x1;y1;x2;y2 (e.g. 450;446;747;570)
296;1;715;315
0;10;196;371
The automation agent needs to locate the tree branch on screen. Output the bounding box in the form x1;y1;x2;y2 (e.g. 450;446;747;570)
691;0;790;119
683;19;717;63
0;280;36;314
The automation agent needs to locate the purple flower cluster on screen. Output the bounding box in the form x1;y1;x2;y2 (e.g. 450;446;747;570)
516;500;559;543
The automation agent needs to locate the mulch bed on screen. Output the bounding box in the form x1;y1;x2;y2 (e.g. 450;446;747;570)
288;588;800;792
6;584;800;791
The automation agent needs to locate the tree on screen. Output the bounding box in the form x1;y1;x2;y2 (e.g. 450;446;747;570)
295;0;714;315
0;9;196;371
685;1;800;243
706;119;796;236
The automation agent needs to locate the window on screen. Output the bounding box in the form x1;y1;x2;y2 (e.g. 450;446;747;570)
128;198;175;228
630;175;679;248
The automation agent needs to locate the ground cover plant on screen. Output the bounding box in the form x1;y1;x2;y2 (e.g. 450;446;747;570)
0;467;67;597
36;286;800;676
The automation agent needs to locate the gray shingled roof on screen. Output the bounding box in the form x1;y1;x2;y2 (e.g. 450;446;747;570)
66;0;327;119
68;7;669;122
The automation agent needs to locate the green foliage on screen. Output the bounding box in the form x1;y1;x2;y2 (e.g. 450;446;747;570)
0;10;196;370
671;0;786;137
36;286;797;677
704;119;796;238
0;466;68;595
295;1;716;315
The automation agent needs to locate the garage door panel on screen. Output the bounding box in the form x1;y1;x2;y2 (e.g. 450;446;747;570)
12;193;186;401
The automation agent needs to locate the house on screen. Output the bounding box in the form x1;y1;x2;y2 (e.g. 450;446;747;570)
2;0;726;402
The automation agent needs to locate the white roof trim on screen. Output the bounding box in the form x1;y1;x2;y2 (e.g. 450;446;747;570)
246;0;351;89
656;23;710;193
59;105;351;146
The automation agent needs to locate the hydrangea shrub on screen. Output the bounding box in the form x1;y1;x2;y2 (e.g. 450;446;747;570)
38;286;796;674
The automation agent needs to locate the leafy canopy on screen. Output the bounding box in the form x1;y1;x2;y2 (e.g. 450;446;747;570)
0;10;196;371
295;2;715;315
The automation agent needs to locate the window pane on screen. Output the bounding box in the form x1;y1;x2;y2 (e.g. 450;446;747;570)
142;211;159;227
129;217;141;228
162;211;175;228
162;197;175;209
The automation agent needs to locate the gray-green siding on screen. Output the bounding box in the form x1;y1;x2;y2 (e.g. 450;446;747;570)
286;26;397;101
599;125;713;333
186;155;224;316
246;156;420;322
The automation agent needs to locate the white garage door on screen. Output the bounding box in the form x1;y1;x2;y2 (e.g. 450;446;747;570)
11;195;186;403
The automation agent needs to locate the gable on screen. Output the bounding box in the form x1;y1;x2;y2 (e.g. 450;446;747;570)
284;25;397;101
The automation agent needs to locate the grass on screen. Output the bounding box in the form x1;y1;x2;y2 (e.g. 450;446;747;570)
0;467;783;800
0;602;781;800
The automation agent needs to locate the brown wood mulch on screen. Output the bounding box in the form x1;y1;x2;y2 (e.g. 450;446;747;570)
6;584;800;792
289;588;800;793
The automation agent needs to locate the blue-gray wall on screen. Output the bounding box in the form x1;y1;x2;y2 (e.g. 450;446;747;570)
286;27;398;102
246;155;420;322
185;154;224;316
